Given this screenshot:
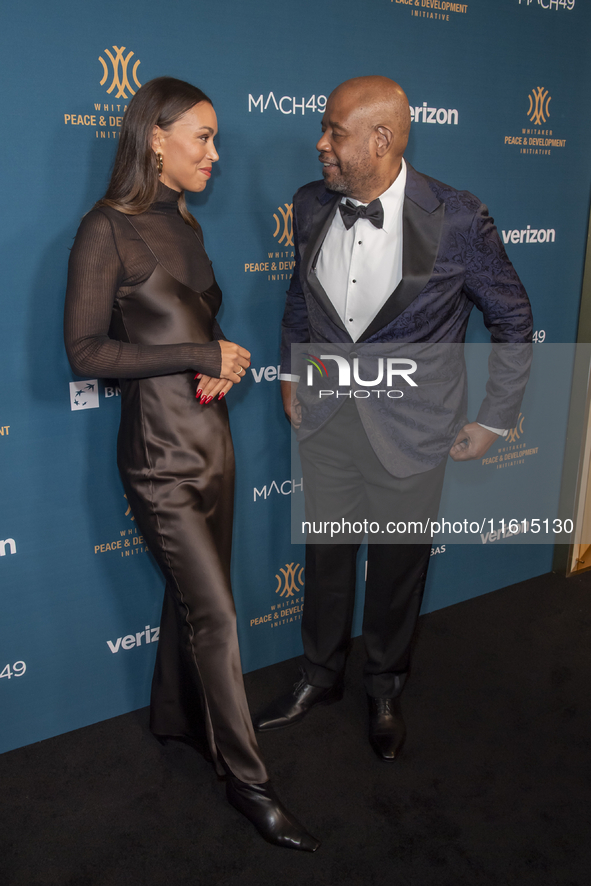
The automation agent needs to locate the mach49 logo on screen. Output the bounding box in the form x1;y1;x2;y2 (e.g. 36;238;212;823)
248;93;327;115
518;1;575;9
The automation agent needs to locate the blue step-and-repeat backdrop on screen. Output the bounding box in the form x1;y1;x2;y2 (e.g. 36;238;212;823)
1;0;590;753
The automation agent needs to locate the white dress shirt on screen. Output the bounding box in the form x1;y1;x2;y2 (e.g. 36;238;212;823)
316;159;407;343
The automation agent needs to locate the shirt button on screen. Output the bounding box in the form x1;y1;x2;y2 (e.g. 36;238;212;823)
349;318;353;322
358;241;362;245
352;279;356;283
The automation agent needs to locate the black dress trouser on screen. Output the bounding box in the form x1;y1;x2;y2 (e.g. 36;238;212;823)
299;397;447;698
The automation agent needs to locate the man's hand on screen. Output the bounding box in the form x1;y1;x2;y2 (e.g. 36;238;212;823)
281;380;301;428
449;422;498;461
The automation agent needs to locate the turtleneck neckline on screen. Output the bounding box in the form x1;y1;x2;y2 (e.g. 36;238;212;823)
155;181;182;204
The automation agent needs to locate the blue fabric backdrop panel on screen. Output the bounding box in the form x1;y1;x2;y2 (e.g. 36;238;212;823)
1;0;590;752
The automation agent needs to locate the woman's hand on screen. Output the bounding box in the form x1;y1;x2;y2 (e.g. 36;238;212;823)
219;340;251;383
194;341;250;404
195;375;234;404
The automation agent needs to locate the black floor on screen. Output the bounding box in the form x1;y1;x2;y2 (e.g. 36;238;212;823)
1;570;590;886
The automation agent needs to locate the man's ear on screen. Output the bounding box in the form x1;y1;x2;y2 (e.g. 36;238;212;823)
375;125;393;157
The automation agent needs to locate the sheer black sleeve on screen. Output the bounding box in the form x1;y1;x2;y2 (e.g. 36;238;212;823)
64;210;222;379
212;319;227;341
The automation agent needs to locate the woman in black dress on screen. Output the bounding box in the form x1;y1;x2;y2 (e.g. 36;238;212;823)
64;77;318;852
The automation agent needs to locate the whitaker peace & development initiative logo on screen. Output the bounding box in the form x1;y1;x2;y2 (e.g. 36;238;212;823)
249;562;305;630
94;495;148;558
63;44;145;141
392;0;468;24
273;204;294;248
98;46;142;99
504;87;566;156
275;562;305;598
527;87;551;125
481;413;539;471
244;200;296;285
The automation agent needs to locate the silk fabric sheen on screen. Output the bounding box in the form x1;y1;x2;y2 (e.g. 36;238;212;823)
66;186;267;784
116;260;267;784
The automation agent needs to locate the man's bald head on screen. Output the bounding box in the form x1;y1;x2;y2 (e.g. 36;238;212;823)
329;76;411;153
317;75;410;202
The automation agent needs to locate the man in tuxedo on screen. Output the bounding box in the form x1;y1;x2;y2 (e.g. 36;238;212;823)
253;76;532;760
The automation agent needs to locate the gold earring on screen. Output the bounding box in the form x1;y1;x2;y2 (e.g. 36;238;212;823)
157;153;163;176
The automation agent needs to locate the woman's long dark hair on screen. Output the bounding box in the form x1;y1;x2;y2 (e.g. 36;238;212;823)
98;77;212;229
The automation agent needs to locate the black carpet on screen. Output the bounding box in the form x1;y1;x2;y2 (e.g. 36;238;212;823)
1;569;590;886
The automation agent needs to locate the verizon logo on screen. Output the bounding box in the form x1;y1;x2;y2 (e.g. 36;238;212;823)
107;625;160;653
502;226;555;245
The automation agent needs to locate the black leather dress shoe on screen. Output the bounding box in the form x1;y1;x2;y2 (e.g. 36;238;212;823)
226;777;320;852
368;696;406;762
253;674;344;732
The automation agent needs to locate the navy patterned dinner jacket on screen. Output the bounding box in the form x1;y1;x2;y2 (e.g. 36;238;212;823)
280;163;533;477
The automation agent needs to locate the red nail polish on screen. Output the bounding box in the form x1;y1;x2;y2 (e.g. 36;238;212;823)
205;395;213;404
200;395;207;404
196;389;202;398
218;391;225;400
194;374;201;380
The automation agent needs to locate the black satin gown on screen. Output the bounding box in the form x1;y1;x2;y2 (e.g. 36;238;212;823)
64;184;267;784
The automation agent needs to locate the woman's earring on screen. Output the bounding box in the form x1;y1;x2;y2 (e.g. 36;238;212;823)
157;153;163;176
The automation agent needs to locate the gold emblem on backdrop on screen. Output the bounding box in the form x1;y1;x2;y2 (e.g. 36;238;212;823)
481;414;539;470
274;562;304;598
63;44;145;140
273;204;294;248
123;494;135;522
506;413;525;445
503;88;564;156
243;201;295;283
527;87;551;126
99;46;142;99
249;562;305;629
94;496;148;557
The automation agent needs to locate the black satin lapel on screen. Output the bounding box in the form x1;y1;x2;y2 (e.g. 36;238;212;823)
302;197;349;335
358;197;445;341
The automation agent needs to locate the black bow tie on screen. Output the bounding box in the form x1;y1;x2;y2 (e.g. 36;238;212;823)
339;198;384;230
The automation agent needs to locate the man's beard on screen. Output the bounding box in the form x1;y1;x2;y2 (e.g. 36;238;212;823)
321;150;380;200
322;165;350;196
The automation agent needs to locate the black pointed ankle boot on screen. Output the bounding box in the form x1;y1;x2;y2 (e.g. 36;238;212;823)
226;777;320;852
